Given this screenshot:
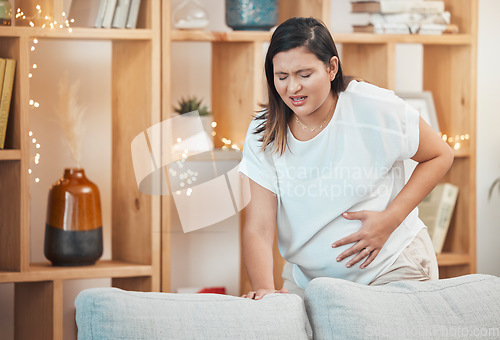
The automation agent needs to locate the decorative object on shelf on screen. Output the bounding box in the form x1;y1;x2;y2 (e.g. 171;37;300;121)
489;178;500;200
418;183;459;254
44;73;102;266
0;0;11;26
174;95;211;116
0;58;16;149
45;168;103;266
397;91;440;133
173;0;209;30
174;95;213;135
225;0;278;31
350;0;458;35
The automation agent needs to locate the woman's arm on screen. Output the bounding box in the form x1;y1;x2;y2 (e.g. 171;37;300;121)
241;176;287;299
333;117;454;268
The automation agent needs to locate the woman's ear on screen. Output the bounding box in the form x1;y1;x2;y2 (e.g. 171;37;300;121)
329;56;339;79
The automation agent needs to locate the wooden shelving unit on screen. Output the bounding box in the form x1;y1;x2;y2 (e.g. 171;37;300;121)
0;0;161;338
162;0;478;295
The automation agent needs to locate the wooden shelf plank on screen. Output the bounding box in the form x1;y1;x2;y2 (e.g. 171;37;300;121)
453;146;471;158
171;29;272;42
334;33;473;45
0;149;21;160
0;27;153;40
171;30;472;45
0;260;153;283
436;252;471;266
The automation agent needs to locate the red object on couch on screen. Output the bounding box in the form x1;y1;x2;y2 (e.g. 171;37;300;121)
197;287;226;295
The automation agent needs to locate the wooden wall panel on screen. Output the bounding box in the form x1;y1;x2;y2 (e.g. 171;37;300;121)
212;42;263;149
279;0;330;25
15;280;63;340
111;41;154;266
341;43;396;90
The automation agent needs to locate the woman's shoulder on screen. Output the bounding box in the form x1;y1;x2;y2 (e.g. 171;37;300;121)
344;79;400;104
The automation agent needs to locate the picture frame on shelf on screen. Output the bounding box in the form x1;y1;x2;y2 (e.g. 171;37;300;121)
397;91;440;185
397;91;440;133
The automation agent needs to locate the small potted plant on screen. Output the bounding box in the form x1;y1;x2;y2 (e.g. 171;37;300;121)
174;96;213;136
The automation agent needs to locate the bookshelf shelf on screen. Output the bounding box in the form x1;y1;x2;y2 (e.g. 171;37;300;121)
0;0;161;337
0;149;21;160
171;29;271;42
453;146;471;158
0;27;154;40
334;33;473;45
170;29;472;45
436;253;471;266
0;261;153;283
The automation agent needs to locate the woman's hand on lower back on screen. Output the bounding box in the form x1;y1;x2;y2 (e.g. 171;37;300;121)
241;288;289;300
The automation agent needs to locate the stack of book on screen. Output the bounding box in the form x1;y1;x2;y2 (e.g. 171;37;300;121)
0;58;16;150
351;0;458;34
69;0;142;29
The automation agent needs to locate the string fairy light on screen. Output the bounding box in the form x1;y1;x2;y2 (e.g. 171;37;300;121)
440;132;470;151
15;5;73;32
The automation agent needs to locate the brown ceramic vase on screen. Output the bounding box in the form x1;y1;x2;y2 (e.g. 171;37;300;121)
44;168;103;266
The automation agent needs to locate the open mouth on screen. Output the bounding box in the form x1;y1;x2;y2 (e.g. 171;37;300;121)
291;96;307;102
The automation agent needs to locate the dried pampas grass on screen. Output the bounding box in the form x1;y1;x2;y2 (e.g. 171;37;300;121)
55;72;87;167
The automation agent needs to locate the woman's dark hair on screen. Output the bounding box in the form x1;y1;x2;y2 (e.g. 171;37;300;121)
255;17;347;155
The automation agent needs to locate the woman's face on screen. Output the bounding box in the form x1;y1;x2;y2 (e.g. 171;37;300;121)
273;46;337;119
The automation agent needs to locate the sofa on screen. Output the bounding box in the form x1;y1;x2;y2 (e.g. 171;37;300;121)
75;274;500;339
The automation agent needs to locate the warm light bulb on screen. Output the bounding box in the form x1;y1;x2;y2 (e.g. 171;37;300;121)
177;138;182;143
28;131;33;136
36;144;40;149
31;46;35;51
35;178;40;183
28;168;32;174
211;131;216;136
33;38;38;44
34;102;39;108
211;122;217;128
32;64;37;69
454;143;461;150
28;73;32;78
32;138;36;143
29;99;34;105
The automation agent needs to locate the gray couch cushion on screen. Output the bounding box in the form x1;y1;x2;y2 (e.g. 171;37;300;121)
75;288;309;339
304;274;500;340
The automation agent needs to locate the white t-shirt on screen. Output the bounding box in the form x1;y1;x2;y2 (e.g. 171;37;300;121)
238;80;425;288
